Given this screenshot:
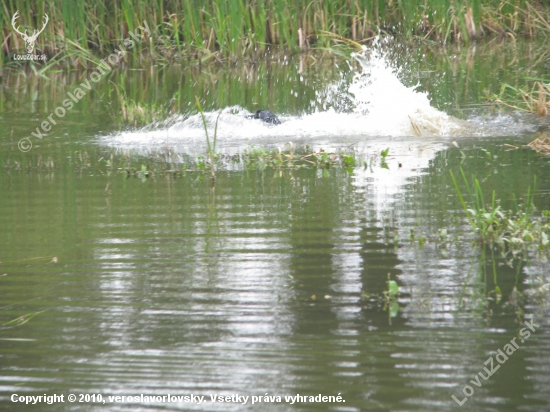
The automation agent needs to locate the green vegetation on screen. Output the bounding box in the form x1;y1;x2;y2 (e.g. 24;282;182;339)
360;274;399;325
241;144;364;172
2;310;47;328
450;169;550;255
491;80;550;116
0;144;373;175
195;96;220;183
0;142;381;183
383;274;400;323
2;0;550;66
118;144;375;181
380;147;390;169
110;82;170;126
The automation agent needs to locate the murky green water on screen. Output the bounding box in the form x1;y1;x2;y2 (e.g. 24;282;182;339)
1;42;550;411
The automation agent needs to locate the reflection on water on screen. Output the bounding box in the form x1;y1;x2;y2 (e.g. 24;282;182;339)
104;44;542;149
1;40;550;411
1;139;549;411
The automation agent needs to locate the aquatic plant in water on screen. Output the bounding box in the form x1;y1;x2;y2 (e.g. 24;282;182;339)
450;169;550;255
90;144;369;179
195;96;220;183
384;274;400;324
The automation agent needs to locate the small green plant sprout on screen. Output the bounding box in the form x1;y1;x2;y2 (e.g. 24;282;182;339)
488;285;503;304
383;273;399;324
342;154;356;171
361;290;371;301
380;147;390;169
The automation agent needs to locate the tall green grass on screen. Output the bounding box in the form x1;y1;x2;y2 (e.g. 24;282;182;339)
2;0;550;64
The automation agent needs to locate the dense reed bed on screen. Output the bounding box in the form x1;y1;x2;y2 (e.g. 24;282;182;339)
2;0;550;66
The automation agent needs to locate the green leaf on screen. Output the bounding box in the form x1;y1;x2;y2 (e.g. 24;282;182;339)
388;280;399;297
541;232;549;247
343;155;356;168
495;286;502;303
389;301;399;318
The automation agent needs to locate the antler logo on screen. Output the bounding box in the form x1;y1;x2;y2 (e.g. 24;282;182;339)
11;11;49;54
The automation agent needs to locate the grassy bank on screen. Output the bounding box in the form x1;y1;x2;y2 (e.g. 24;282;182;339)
2;0;550;66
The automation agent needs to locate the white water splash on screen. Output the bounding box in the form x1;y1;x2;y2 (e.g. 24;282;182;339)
102;44;536;148
348;45;465;136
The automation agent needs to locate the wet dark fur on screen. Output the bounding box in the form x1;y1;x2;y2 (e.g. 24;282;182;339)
246;110;281;125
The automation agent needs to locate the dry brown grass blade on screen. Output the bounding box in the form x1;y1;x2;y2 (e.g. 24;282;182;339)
536;82;549;116
518;90;531;111
525;2;550;31
316;31;369;51
464;8;477;39
408;116;422;136
527;134;550;155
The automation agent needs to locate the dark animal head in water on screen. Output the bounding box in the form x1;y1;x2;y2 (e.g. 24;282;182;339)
246;110;281;125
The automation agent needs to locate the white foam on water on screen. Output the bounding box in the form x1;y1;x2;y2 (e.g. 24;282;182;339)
349;46;465;136
101;42;536;149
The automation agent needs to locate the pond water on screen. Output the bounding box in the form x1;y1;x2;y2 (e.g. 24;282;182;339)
1;40;550;411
